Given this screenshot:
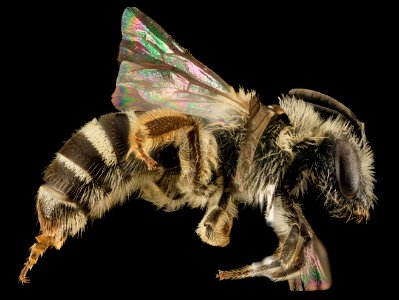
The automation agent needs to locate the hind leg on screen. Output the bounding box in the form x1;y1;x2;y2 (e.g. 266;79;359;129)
19;184;87;284
19;234;60;284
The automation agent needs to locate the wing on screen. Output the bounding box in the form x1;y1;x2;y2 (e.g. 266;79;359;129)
111;7;250;125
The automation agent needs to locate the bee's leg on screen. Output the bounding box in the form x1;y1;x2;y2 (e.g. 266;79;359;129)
19;184;87;284
196;185;237;247
127;110;201;177
19;233;62;284
130;131;158;170
217;220;304;281
217;199;331;291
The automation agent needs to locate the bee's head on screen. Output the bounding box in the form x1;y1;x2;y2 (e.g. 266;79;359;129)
314;132;376;222
281;90;376;222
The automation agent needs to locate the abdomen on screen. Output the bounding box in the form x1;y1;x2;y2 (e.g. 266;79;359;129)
37;111;138;243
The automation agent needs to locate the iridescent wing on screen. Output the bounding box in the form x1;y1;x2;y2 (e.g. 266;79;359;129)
111;7;250;125
288;237;332;291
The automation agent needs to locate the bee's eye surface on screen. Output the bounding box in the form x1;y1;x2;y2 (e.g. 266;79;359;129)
334;139;360;200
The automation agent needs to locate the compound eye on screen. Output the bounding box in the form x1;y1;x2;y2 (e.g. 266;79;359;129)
334;139;360;200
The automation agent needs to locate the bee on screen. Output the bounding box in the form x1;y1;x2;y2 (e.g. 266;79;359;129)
19;7;376;291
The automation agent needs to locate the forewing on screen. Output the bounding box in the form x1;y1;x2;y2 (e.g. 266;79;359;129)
111;7;249;125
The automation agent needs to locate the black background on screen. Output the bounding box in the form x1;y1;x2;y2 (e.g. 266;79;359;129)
6;1;394;298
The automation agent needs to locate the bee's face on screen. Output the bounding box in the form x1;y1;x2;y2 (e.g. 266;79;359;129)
317;136;375;222
280;97;376;222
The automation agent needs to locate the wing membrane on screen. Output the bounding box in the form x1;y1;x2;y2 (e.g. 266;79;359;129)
112;7;249;125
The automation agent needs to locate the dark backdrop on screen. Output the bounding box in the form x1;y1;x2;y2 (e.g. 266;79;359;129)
6;1;394;298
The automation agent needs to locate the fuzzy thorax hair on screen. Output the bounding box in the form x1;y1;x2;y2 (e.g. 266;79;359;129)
246;95;376;222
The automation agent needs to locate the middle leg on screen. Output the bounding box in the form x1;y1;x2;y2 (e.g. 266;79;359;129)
196;185;238;247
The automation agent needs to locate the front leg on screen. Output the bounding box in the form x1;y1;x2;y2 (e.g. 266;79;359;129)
217;197;331;291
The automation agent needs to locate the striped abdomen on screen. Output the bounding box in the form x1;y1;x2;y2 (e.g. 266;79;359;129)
37;111;139;243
